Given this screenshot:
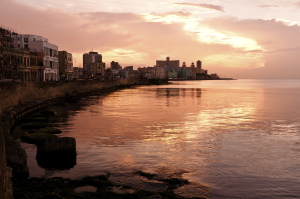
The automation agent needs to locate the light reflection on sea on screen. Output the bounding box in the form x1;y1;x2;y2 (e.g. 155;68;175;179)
21;79;300;198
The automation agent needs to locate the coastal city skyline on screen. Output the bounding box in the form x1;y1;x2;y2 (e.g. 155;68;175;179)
1;26;217;81
1;0;300;78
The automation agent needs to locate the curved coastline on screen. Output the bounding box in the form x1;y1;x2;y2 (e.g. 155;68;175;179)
0;79;169;198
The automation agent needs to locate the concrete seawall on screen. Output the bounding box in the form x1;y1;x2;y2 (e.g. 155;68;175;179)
0;78;167;198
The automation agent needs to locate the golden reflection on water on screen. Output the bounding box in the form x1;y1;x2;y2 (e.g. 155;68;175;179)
21;80;300;199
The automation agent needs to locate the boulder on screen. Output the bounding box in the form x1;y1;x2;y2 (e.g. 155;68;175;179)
22;117;49;123
21;133;58;144
21;122;54;130
29;127;62;134
40;110;55;116
36;137;76;170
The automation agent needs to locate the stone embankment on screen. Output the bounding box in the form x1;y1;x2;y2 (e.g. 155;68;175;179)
0;78;167;199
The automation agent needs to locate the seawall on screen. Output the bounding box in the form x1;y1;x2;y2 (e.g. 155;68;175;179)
0;78;167;198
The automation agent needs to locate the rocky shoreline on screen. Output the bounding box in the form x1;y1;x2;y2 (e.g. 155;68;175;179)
2;79;207;199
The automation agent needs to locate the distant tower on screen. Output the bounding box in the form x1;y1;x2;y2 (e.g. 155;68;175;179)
197;60;202;73
182;62;186;68
83;52;102;76
191;62;195;68
166;57;170;67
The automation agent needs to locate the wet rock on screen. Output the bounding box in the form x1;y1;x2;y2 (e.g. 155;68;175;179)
21;122;54;130
22;117;49;123
21;133;58;144
3;167;13;199
40;110;55;116
5;136;29;181
135;171;156;180
54;102;68;106
36;137;76;170
29;127;62;134
74;185;97;193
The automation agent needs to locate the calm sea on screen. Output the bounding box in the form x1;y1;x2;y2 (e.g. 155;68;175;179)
20;79;300;198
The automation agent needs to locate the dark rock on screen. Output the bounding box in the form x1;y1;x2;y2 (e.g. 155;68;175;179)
54;102;68;106
21;122;54;130
29;127;62;134
5;135;29;182
40;110;55;116
21;133;58;144
22;117;49;123
36;137;76;170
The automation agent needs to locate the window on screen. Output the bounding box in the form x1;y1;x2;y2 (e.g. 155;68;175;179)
50;49;52;57
33;38;36;41
24;44;28;49
24;38;28;43
50;61;52;68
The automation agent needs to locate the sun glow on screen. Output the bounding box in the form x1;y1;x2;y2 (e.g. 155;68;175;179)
103;48;146;61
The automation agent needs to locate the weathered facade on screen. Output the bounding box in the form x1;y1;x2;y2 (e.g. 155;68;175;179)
156;57;180;68
111;61;121;70
12;34;58;81
59;51;73;80
73;67;84;79
83;52;102;77
91;62;105;78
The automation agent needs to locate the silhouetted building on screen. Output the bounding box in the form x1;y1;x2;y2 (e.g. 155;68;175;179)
211;73;219;79
197;60;202;73
91;62;105;78
156;57;179;68
124;66;133;72
111;61;121;70
73;67;84;79
59;51;73;80
83;52;102;77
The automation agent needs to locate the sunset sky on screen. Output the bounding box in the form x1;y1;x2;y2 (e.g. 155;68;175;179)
1;0;300;78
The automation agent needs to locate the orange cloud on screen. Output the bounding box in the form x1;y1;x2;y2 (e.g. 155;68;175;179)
1;0;300;78
172;3;225;12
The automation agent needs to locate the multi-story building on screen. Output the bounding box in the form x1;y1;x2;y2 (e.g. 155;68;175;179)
120;70;129;78
154;65;166;79
111;61;121;70
137;67;148;73
91;62;105;78
73;67;84;79
1;29;44;81
12;34;58;81
211;73;219;79
59;51;73;80
156;57;179;68
168;69;178;78
0;27;13;79
124;66;133;72
179;68;193;79
83;52;102;77
200;69;207;75
196;60;202;73
120;66;133;78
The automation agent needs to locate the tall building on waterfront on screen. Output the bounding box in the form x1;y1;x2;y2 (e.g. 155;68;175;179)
111;61;121;70
10;33;57;81
156;57;179;68
59;51;73;80
83;52;102;77
197;60;202;73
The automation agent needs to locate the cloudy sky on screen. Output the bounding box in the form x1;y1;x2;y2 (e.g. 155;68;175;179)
1;0;300;78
